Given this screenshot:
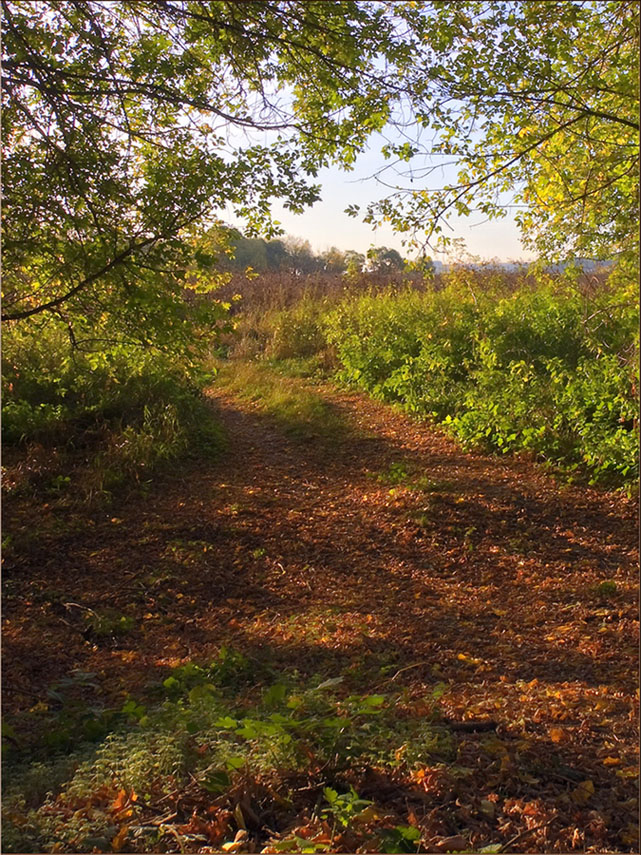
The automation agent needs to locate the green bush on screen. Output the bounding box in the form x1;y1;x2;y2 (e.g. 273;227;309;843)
2;318;224;496
325;269;638;485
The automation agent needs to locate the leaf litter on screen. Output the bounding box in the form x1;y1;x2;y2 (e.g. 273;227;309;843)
2;379;638;853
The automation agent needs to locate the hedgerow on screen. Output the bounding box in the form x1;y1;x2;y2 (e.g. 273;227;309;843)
322;267;638;486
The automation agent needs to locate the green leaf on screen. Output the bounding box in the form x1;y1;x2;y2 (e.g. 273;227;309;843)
323;787;338;804
264;683;288;706
202;770;231;794
214;716;238;729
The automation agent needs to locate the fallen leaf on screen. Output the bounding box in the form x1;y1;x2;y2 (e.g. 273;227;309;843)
571;779;594;805
222;829;249;851
480;799;495;818
234;803;246;830
111;789;133;813
111;825;129;852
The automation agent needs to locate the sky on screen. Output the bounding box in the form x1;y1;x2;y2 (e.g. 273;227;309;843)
227;131;535;264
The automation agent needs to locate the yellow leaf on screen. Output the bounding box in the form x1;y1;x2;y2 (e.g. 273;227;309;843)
112;790;129;812
616;766;638;778
457;653;482;665
602;756;621;766
223;830;249;853
571;779;594;805
352;805;381;825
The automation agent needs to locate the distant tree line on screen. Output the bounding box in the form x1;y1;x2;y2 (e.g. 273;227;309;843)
220;229;419;276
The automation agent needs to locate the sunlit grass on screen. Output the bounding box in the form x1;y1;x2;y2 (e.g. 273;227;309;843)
213;361;353;442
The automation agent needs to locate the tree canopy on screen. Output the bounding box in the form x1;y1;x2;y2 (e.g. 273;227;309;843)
1;0;411;341
367;0;639;263
2;1;638;348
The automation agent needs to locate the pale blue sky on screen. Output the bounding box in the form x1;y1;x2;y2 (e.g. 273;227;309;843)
270;166;533;263
224;117;534;264
232;140;533;263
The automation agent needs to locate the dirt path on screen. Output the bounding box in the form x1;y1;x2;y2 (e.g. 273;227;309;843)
3;381;639;851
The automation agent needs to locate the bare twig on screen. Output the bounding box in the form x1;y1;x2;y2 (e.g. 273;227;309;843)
387;661;432;682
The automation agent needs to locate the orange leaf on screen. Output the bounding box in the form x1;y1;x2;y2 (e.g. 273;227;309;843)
112;790;128;813
549;728;565;743
111;825;129;852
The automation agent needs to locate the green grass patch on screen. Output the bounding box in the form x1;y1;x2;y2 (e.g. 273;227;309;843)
214;361;352;442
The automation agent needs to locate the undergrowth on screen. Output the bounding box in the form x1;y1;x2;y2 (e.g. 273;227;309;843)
2;320;224;502
2;651;453;854
324;267;638;486
223;264;638;487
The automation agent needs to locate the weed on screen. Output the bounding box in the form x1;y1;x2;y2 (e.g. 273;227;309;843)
413;476;456;493
377;461;411;486
594;579;618;598
84;610;135;639
322;785;373;827
2;322;224;503
3;654;454;852
379;824;421;853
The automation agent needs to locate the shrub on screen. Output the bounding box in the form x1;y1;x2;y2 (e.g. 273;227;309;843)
2;318;224;498
325;267;638;485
